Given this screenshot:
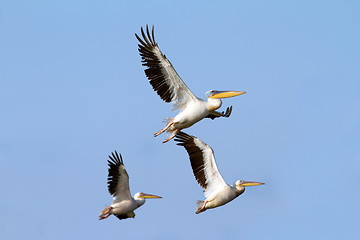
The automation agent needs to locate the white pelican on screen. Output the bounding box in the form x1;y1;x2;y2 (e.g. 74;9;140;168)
99;151;161;220
174;132;264;214
135;25;246;143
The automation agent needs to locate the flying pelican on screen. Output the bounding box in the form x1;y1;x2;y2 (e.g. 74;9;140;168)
99;151;162;220
135;25;246;143
174;132;264;214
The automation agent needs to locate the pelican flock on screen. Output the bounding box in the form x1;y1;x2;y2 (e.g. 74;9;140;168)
99;25;264;221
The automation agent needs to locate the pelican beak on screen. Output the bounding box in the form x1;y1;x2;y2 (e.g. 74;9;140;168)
240;181;265;187
209;90;246;99
139;193;162;199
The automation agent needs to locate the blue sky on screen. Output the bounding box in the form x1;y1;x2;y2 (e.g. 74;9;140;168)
1;0;360;239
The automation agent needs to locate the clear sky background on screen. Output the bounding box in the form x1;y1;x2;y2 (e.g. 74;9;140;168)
1;1;360;239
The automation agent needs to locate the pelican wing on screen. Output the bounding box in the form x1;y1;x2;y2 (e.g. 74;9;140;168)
135;25;198;110
175;132;227;198
107;151;132;201
205;106;233;120
114;212;134;220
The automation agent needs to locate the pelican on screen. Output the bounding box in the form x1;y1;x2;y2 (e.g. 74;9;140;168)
135;25;246;143
99;151;162;220
174;132;264;214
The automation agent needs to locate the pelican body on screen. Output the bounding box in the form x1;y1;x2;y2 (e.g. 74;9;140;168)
136;25;246;143
99;151;161;220
174;132;264;214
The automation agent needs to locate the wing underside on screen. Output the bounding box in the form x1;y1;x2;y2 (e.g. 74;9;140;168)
107;151;132;201
135;25;198;110
174;132;227;198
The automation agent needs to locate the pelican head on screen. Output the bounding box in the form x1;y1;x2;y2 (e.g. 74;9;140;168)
235;180;265;190
134;192;162;200
206;90;246;99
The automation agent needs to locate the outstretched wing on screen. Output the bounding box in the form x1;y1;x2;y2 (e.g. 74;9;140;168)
174;132;228;198
135;25;198;110
107;151;132;201
205;106;233;120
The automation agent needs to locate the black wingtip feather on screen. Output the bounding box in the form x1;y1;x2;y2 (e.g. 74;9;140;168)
225;106;233;117
151;25;155;44
174;132;208;188
141;26;152;46
146;25;152;45
135;25;175;103
107;151;124;195
205;106;233;120
174;131;193;144
135;33;147;46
